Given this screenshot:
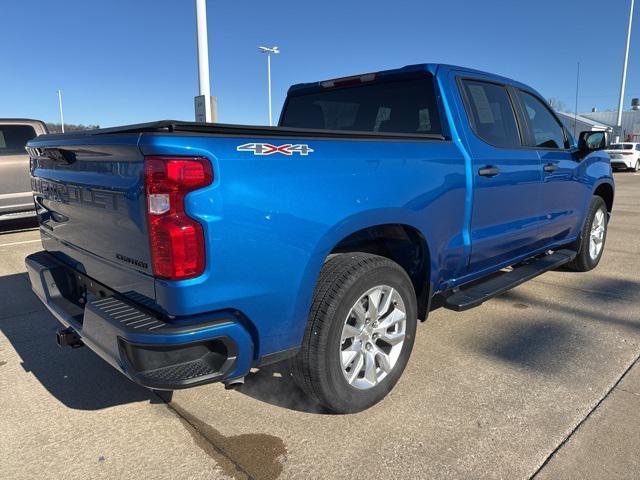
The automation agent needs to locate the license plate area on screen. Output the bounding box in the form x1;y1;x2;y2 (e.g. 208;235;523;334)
50;266;118;325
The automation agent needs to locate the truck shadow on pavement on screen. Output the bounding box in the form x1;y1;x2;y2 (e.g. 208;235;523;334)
499;279;640;333
0;272;159;410
467;318;581;373
222;275;640;411
471;277;640;371
235;364;329;414
6;264;636;413
0;270;320;413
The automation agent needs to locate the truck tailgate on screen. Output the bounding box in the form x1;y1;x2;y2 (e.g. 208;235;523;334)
28;134;156;303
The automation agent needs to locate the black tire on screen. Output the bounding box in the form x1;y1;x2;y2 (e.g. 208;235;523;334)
633;160;640;173
291;253;417;413
566;196;608;272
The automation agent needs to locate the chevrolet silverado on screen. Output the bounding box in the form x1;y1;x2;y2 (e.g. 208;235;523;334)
25;64;613;413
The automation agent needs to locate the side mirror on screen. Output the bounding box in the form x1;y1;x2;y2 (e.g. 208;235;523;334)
578;130;608;155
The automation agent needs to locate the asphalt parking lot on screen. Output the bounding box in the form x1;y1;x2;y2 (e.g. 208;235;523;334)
1;173;639;480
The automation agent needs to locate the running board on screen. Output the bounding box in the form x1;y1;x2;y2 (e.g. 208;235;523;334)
444;249;577;312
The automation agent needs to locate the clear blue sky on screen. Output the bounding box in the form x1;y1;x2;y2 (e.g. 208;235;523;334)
2;0;638;127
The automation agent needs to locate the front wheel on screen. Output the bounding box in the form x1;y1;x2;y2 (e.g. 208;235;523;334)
633;160;640;173
567;195;608;272
291;253;417;413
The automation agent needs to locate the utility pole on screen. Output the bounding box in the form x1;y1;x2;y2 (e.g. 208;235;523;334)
57;90;65;133
194;0;217;122
615;0;635;142
259;46;280;126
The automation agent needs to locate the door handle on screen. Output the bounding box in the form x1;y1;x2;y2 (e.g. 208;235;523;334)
543;163;558;173
478;166;500;177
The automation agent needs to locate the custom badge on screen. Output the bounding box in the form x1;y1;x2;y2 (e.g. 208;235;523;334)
236;143;314;156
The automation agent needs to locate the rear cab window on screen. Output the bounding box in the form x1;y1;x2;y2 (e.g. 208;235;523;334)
459;79;522;148
0;124;37;156
280;74;442;136
609;144;634;150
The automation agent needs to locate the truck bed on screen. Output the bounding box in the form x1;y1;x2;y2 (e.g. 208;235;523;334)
35;120;445;141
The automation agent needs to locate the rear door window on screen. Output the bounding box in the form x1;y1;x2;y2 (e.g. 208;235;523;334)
460;80;521;148
0;124;37;156
280;76;442;135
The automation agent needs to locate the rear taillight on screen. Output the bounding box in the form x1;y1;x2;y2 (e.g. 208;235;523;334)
144;156;213;280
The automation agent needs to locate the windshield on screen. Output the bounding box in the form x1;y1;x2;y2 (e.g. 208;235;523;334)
609;144;633;150
280;76;442;136
0;124;37;156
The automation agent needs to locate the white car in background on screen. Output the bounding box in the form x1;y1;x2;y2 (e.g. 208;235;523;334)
606;143;640;172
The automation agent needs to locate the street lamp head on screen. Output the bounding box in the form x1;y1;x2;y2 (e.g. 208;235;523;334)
259;46;280;54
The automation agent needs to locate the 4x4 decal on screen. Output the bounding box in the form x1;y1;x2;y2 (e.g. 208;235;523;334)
236;143;314;156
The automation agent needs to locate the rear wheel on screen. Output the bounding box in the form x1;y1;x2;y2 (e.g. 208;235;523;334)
633;160;640;172
567;196;608;272
291;253;417;413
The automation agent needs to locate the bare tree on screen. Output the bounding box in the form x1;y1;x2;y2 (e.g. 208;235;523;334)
46;123;99;133
548;98;568;112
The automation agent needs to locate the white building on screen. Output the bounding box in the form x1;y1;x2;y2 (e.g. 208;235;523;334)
579;100;640;142
556;111;612;138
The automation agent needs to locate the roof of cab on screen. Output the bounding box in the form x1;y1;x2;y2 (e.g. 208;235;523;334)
0;118;48;134
0;118;47;125
287;63;535;96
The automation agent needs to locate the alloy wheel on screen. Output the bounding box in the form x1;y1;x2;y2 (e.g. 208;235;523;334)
340;285;406;390
589;207;606;260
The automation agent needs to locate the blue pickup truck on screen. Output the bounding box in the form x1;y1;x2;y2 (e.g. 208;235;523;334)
26;64;613;413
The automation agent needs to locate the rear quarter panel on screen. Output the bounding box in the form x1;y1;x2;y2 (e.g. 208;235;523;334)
139;133;466;357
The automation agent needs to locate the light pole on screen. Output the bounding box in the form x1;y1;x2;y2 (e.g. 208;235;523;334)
57;90;65;133
615;0;635;142
573;62;580;138
259;46;280;126
195;0;217;122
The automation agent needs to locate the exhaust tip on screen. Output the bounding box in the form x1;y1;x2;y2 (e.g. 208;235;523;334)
223;376;245;390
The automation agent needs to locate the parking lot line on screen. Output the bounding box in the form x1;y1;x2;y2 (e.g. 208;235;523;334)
0;239;41;248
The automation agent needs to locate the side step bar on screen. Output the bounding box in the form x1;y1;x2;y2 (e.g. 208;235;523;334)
444;249;577;312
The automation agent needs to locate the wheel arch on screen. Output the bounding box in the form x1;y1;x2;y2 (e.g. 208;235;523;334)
297;208;433;322
569;180;614;257
593;181;614;213
328;224;431;318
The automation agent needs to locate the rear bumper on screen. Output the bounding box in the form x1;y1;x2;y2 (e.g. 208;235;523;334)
610;159;632;169
25;251;254;390
0;207;36;221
